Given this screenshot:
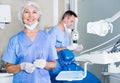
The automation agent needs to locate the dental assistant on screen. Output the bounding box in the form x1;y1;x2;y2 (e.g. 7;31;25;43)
2;1;57;83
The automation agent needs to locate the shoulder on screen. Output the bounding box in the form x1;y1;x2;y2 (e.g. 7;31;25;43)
38;30;51;40
38;30;48;37
38;30;53;45
9;31;23;44
48;26;59;33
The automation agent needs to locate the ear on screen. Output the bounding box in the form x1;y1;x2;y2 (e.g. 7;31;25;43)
65;15;69;20
64;17;68;23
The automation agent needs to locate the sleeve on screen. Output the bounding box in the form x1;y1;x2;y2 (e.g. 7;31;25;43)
48;27;63;48
2;36;18;64
48;27;57;47
47;35;58;61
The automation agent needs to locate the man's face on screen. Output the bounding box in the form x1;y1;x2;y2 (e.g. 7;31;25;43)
65;15;76;29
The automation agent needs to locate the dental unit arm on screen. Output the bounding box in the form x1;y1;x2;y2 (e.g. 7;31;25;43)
105;10;120;23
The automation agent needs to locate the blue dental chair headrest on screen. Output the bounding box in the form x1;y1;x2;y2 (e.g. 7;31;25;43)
57;49;75;65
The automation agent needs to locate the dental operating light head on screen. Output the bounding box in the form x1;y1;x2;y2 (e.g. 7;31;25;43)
87;10;120;36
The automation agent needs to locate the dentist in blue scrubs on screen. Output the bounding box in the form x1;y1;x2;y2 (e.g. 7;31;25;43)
2;1;57;83
49;10;101;83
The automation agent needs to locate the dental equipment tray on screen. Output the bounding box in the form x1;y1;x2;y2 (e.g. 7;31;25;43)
56;71;84;81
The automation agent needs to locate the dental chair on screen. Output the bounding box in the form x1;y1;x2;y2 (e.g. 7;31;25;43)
49;49;101;83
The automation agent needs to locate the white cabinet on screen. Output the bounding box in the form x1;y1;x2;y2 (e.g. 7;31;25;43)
109;73;120;83
0;73;13;83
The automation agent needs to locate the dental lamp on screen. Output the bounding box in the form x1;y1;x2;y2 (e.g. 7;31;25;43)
87;10;120;36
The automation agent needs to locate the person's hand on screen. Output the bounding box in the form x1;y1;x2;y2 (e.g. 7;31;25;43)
20;62;36;73
67;44;84;51
74;44;84;51
33;59;46;69
67;44;78;50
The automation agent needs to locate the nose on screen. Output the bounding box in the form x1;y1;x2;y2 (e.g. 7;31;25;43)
28;12;33;18
70;23;74;27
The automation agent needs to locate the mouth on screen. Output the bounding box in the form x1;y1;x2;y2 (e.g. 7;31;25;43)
27;18;35;22
26;19;36;25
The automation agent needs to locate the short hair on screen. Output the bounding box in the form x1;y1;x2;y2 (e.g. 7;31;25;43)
62;10;77;20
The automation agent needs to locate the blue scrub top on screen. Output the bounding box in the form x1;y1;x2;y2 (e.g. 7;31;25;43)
48;26;70;48
2;30;58;83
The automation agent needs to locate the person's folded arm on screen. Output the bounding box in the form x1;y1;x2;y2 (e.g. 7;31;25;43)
56;47;66;52
45;60;56;70
6;62;36;74
5;63;21;74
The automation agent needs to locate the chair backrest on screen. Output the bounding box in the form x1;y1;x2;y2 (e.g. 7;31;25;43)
57;49;82;71
58;49;74;65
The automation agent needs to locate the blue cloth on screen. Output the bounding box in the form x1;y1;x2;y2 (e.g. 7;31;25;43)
2;30;58;83
48;26;101;83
